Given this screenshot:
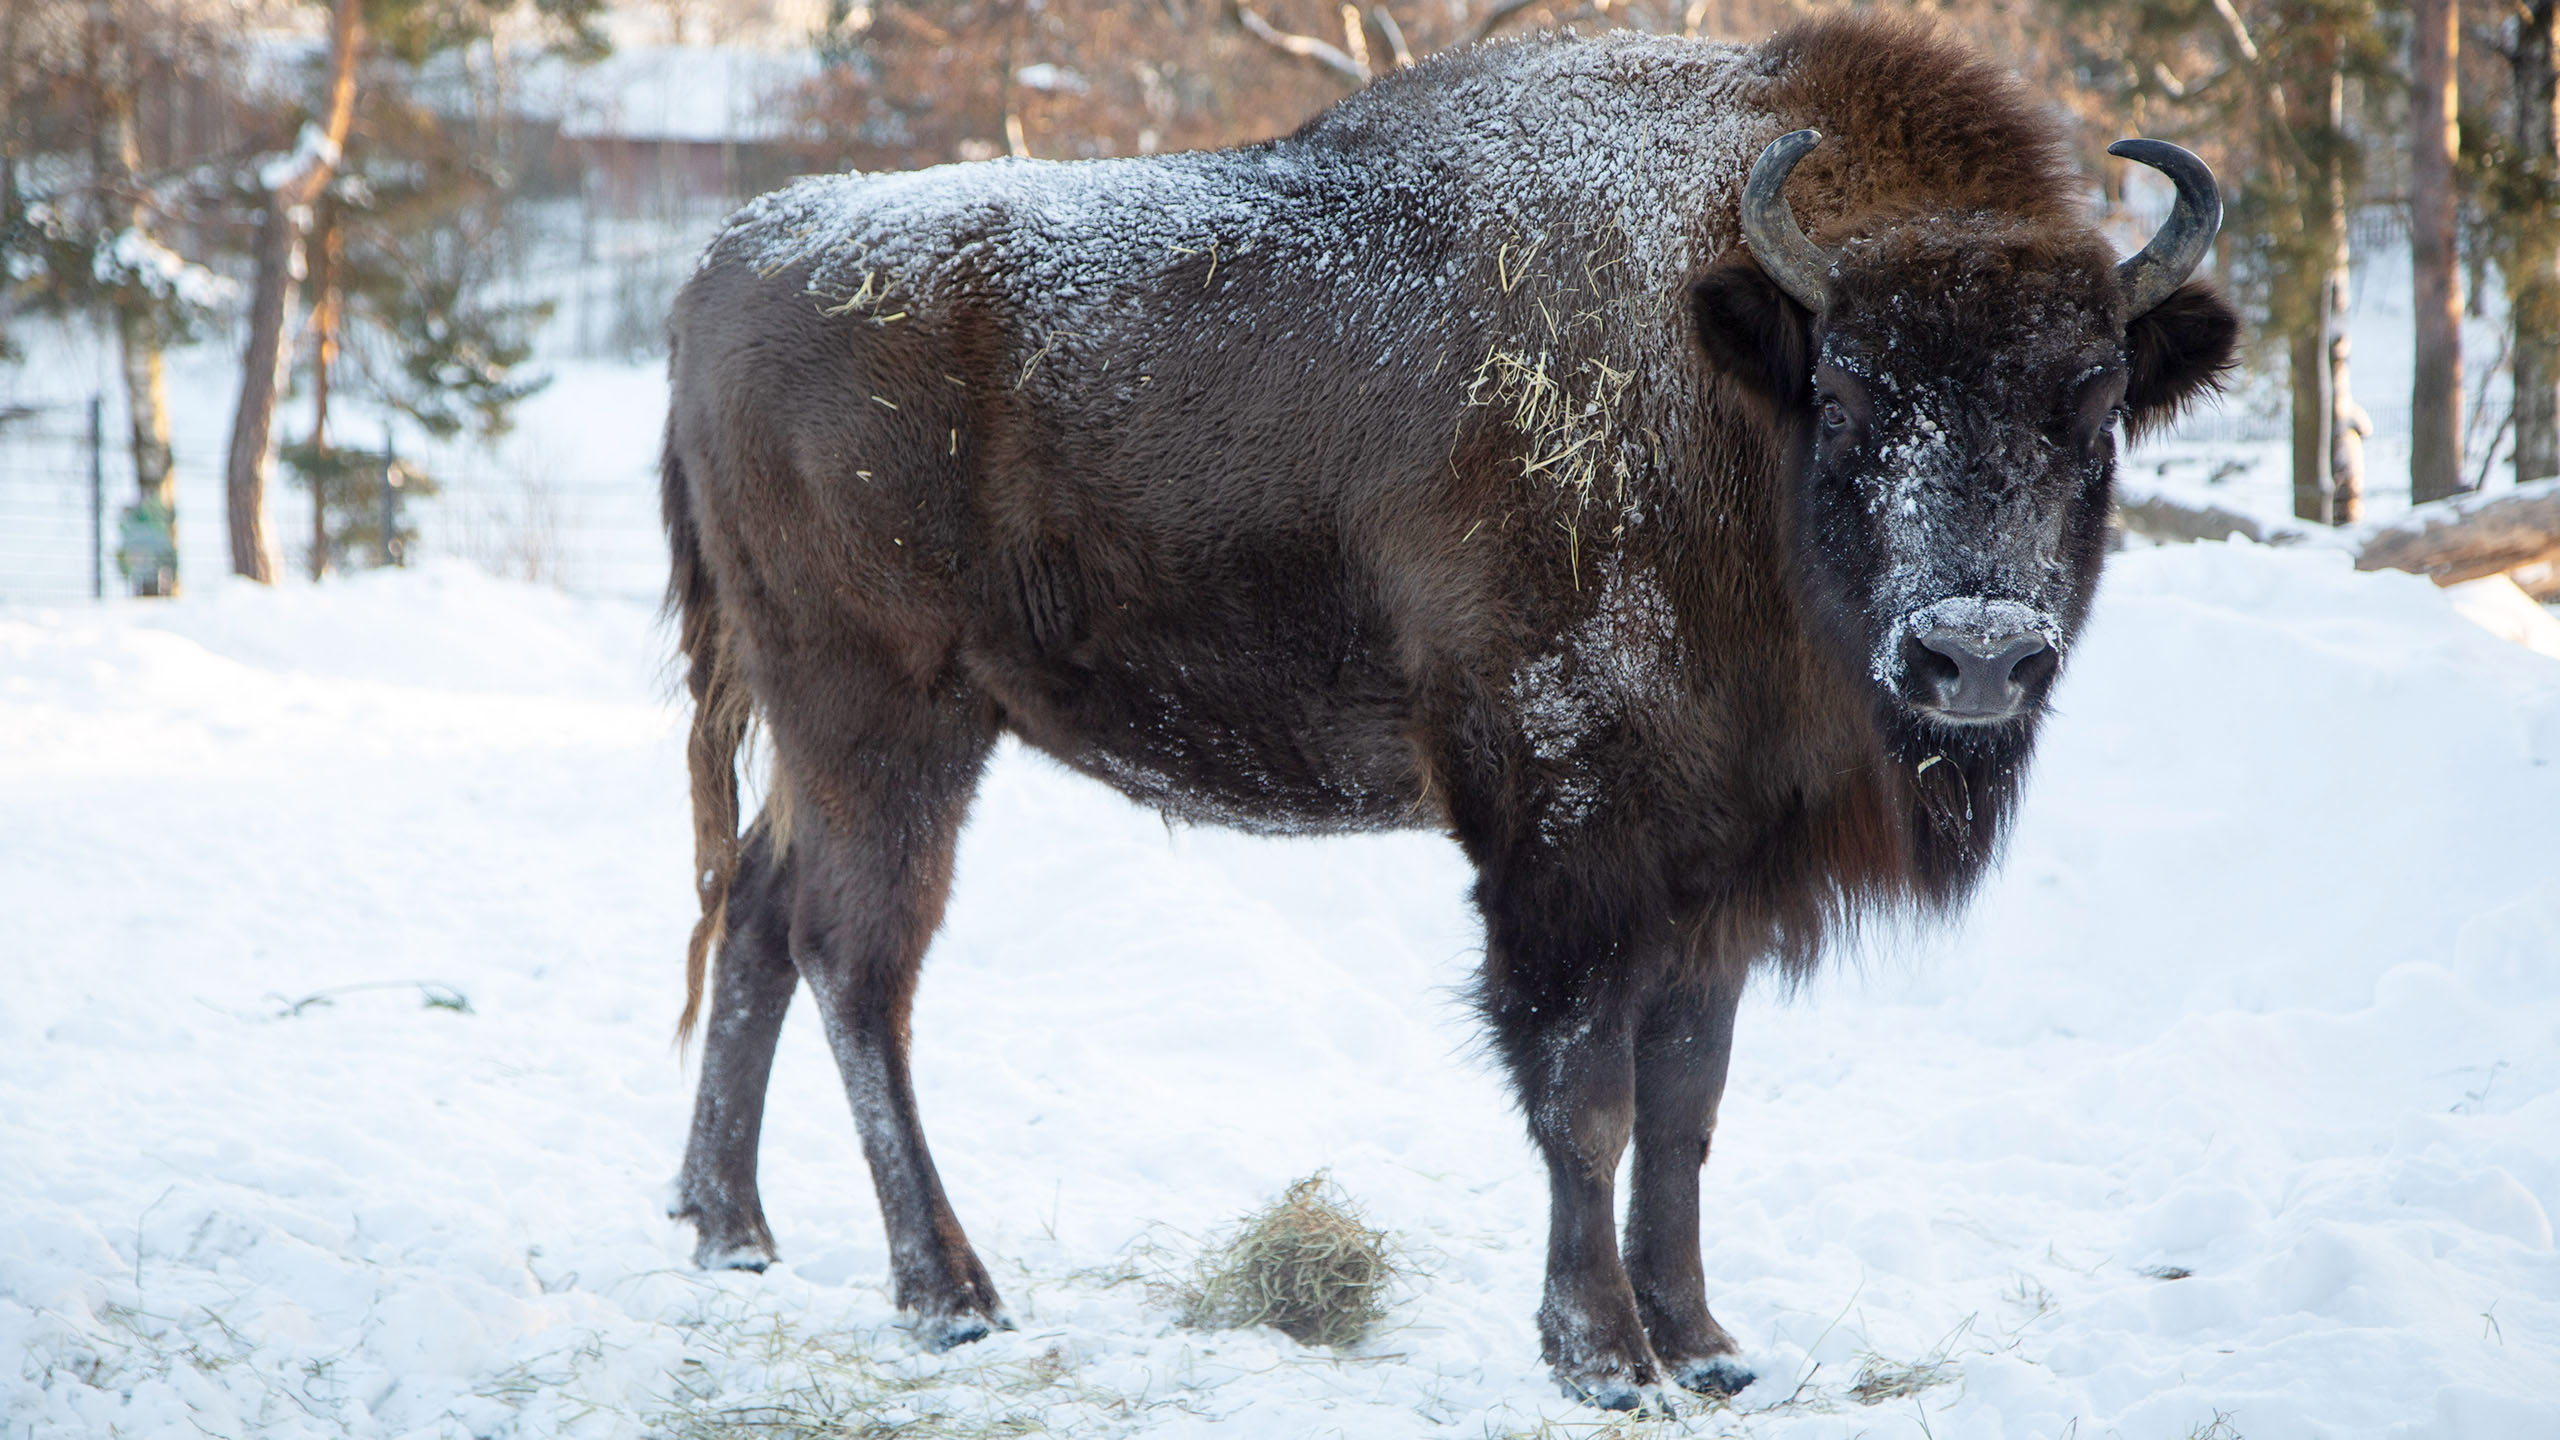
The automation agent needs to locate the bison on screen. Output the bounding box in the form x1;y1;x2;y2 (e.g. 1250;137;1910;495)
658;12;2236;1412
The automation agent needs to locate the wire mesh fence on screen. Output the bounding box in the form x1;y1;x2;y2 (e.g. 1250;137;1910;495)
0;398;107;606
1;380;671;609
408;457;668;601
0;375;2421;610
2165;399;2416;448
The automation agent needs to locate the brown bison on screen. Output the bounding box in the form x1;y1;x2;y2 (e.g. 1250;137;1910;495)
658;12;2236;1412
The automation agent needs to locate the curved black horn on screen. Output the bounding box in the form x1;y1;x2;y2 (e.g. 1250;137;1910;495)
2107;139;2222;318
1741;128;1831;313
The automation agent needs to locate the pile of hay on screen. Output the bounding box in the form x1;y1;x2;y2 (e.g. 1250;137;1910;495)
1847;1350;1959;1404
1174;1174;1401;1349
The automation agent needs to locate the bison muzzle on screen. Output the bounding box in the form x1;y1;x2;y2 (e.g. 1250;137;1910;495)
658;12;2238;1413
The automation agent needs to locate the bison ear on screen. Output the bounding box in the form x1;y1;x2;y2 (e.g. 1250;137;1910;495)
1692;259;1813;416
2123;280;2239;439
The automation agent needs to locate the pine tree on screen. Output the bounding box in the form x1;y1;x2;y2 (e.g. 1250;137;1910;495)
221;0;603;583
282;73;553;577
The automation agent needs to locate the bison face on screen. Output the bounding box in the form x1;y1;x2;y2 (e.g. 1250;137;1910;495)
1800;228;2129;729
1695;132;2237;740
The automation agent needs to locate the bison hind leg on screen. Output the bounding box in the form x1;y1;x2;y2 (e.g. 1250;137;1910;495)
670;824;799;1273
1557;1374;1686;1417
776;689;1011;1348
909;1307;1008;1352
1666;1355;1756;1397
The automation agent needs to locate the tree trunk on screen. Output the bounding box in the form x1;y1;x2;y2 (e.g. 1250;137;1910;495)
2292;324;2333;524
2410;0;2463;504
221;0;360;583
88;0;179;591
2280;43;2349;526
2331;330;2370;524
2321;69;2360;524
0;0;24;174
306;207;340;582
226;195;294;583
117;309;176;592
2515;0;2560;486
117;317;173;515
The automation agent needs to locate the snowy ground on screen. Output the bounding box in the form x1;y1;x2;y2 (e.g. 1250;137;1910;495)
7;538;2560;1439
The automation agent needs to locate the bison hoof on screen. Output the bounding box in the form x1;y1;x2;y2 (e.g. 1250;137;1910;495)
1559;1374;1680;1417
695;1239;778;1273
911;1308;1015;1352
1668;1355;1756;1397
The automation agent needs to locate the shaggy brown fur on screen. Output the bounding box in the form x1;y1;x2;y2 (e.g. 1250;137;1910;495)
659;11;2236;1412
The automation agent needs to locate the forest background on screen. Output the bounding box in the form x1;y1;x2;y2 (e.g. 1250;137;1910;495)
2;0;2556;596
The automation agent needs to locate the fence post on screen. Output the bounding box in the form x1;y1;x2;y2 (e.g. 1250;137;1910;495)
381;424;402;567
89;395;105;600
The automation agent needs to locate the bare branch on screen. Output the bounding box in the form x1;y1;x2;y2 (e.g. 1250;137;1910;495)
1238;4;1368;82
1370;3;1413;67
2149;61;2229;100
2191;0;2314;174
2208;0;2260;63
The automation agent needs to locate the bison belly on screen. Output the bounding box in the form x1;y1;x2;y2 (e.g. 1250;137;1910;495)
968;537;1431;835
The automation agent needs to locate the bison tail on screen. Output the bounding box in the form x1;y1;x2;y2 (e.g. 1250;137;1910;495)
664;417;750;1050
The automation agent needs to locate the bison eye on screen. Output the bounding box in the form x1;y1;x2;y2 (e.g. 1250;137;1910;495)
1819;396;1849;431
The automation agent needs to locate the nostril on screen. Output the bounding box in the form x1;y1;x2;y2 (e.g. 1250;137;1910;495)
1902;632;1962;698
1913;628;2051;717
2009;639;2058;694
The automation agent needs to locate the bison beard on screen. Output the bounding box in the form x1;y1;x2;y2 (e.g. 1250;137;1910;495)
658;11;2238;1415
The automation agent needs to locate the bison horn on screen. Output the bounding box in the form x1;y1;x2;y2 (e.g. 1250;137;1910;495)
1741;128;1832;313
2106;139;2221;319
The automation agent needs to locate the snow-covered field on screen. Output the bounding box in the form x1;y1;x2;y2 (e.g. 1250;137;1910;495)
7;537;2560;1439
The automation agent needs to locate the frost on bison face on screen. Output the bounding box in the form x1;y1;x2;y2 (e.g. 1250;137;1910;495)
1696;132;2232;792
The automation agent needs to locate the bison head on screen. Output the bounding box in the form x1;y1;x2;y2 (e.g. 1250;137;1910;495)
1694;133;2236;747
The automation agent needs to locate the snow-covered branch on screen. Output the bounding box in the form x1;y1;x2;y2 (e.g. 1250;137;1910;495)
256;122;345;196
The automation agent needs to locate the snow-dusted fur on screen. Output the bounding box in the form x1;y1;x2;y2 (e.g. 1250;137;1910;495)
714;30;1780;549
659;12;2236;1412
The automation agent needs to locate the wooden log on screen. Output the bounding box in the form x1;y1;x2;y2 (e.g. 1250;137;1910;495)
2352;476;2560;585
2506;558;2560;602
2115;494;2270;546
2117;478;2560;594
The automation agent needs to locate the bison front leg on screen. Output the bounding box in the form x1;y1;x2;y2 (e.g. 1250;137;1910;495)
1624;964;1756;1397
1480;931;1671;1412
671;825;797;1270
